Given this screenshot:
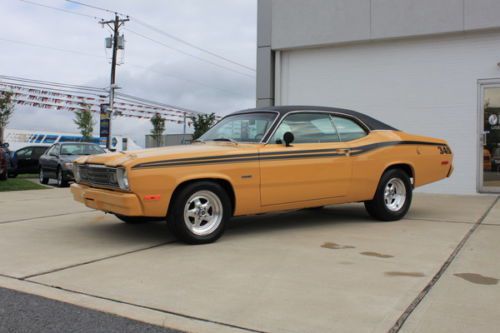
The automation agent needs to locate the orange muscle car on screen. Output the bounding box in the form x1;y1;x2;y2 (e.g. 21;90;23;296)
71;106;453;244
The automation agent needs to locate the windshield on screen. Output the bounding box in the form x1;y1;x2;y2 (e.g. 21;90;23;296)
199;112;277;143
60;144;105;155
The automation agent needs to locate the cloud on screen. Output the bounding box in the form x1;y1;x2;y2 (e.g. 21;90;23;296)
0;0;257;147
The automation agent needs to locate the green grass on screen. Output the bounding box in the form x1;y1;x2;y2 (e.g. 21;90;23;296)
0;178;49;192
16;173;39;179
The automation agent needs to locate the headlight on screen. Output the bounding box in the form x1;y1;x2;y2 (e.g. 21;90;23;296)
116;168;129;190
73;164;81;182
64;162;73;170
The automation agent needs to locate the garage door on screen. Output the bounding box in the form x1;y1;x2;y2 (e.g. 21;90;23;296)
276;30;500;195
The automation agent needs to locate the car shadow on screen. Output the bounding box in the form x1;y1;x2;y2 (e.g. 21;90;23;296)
77;205;375;244
74;216;173;244
225;204;374;238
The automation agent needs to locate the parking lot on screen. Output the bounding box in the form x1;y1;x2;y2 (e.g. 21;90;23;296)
0;187;499;333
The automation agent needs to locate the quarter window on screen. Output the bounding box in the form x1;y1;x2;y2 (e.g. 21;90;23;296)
271;113;340;144
331;116;367;141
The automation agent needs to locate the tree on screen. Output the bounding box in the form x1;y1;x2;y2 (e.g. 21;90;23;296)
0;91;14;145
74;105;95;142
150;113;166;147
191;113;216;140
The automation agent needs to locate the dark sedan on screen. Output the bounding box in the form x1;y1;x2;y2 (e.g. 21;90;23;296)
9;145;49;177
0;144;8;181
39;142;106;187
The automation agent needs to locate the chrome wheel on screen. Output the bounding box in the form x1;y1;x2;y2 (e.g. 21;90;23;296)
39;169;44;183
183;190;223;236
384;178;406;212
57;170;62;186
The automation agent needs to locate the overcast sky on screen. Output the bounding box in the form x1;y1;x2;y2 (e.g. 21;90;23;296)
0;0;257;146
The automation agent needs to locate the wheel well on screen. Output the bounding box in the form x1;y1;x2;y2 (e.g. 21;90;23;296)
385;163;415;186
167;178;236;216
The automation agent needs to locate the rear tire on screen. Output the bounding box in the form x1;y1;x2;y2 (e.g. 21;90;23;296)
168;181;231;244
0;169;7;181
39;168;49;184
364;169;412;221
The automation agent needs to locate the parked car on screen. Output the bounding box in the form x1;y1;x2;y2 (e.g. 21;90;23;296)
9;145;49;177
71;106;453;244
0;144;8;181
39;142;105;187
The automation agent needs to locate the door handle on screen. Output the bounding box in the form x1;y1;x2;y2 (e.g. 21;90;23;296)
336;148;350;156
481;132;488;146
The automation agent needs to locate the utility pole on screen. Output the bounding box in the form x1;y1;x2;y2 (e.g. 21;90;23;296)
100;14;129;150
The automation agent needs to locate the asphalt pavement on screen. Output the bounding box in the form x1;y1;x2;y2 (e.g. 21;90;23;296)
0;287;183;333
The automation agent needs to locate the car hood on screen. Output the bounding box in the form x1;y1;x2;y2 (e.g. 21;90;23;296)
60;155;85;162
76;143;261;168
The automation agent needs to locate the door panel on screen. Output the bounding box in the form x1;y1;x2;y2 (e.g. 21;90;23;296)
259;143;351;206
16;148;33;173
480;84;500;192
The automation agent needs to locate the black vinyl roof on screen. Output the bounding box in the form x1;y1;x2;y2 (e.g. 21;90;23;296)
232;105;398;131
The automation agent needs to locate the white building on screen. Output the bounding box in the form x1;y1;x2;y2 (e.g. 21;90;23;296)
4;128;142;152
257;0;500;194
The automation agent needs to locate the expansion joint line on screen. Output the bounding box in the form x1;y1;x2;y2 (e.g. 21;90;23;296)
388;195;500;333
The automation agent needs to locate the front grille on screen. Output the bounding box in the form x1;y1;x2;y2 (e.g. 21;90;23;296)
78;164;119;189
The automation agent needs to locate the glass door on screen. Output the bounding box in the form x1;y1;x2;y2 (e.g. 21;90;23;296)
479;83;500;193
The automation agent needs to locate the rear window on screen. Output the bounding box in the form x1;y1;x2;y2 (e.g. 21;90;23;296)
332;116;367;141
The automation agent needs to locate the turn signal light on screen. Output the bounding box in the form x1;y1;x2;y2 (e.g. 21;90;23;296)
144;194;161;201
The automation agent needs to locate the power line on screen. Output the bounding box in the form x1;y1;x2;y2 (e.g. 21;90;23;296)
0;75;107;92
64;0;127;16
125;28;254;79
0;39;251;97
63;0;255;73
17;0;103;20
0;37;104;59
127;64;250;98
115;92;198;114
131;17;255;72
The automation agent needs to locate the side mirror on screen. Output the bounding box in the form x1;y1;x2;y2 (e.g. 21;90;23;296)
1;143;8;149
283;132;294;147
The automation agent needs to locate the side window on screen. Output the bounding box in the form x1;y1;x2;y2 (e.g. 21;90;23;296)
17;148;33;159
331;116;367;141
271;113;340;144
33;147;48;159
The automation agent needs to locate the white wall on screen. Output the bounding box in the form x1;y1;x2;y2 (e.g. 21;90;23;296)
277;30;500;194
267;0;500;50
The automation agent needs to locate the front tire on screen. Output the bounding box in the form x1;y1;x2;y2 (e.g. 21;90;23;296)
39;168;49;184
364;169;412;221
168;181;231;244
56;168;68;187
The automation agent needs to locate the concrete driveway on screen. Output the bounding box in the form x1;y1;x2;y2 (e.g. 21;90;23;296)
0;188;498;333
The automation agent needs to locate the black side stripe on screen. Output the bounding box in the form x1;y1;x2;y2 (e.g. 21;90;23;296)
132;140;446;169
134;152;346;169
350;140;444;156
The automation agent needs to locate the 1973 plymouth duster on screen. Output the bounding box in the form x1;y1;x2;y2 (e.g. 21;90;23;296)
71;106;453;244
